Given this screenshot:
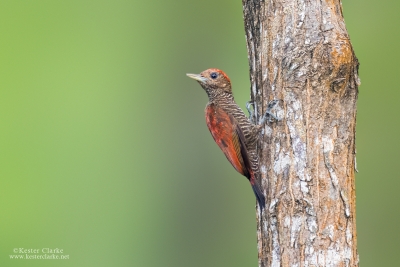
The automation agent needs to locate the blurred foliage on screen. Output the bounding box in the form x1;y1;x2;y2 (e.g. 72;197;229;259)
0;0;398;266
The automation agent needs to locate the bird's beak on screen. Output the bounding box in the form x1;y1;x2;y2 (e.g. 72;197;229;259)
186;73;208;83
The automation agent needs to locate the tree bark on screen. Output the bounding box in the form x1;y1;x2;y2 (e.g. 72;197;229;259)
242;1;360;266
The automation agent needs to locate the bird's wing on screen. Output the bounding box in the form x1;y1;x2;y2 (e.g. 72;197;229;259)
205;103;265;208
205;104;250;178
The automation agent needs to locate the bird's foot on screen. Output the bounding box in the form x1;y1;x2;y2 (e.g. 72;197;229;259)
246;100;256;123
259;99;282;125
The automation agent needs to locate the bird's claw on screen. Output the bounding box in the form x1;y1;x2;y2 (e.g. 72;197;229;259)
247;99;282;125
246;100;256;123
260;99;282;124
267;100;279;111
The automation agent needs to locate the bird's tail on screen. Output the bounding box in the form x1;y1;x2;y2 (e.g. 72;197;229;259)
251;181;265;209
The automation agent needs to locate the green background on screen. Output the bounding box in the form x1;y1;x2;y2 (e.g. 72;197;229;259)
0;0;398;266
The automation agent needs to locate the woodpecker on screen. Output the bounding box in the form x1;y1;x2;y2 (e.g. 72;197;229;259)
187;68;278;209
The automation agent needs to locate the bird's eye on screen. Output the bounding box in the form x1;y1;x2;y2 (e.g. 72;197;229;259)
210;72;218;79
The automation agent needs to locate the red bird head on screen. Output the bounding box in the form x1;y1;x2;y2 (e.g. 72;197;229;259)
187;68;232;94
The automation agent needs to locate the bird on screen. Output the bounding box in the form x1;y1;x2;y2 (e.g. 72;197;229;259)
186;68;279;209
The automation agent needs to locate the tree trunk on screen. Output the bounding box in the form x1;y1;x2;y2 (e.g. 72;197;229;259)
242;1;360;266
